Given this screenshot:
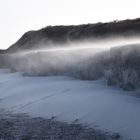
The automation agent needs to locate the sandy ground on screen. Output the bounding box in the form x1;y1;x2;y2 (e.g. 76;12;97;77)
0;69;139;139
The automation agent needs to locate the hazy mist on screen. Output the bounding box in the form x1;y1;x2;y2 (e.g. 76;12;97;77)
1;38;139;79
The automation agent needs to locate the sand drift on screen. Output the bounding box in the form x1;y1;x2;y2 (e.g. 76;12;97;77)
0;70;140;139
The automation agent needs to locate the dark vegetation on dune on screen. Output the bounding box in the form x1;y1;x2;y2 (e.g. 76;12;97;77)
5;18;140;52
0;18;140;91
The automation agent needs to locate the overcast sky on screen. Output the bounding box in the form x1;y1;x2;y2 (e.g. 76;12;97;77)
0;0;140;49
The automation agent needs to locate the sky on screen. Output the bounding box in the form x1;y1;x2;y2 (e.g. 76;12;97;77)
0;0;140;49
